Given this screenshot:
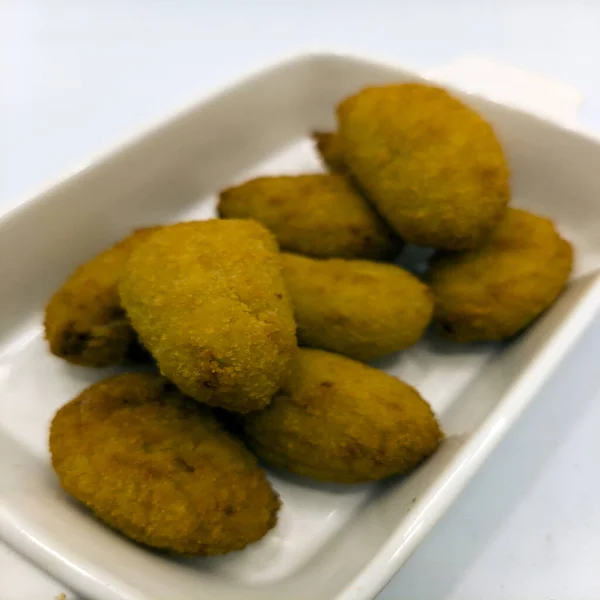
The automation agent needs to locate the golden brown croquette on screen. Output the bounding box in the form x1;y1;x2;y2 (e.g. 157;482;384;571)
50;373;280;554
241;348;442;483
337;83;510;250
119;219;297;413
218;174;400;260
44;227;159;367
429;208;573;341
312;130;348;174
281;252;433;361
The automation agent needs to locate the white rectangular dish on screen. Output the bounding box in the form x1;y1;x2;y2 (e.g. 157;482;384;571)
2;53;600;600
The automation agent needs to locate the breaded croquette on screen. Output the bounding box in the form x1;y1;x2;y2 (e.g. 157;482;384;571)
281;252;433;361
119;220;297;413
312;130;348;174
429;208;573;341
44;227;159;367
50;373;280;554
218;174;400;260
337;83;510;250
241;348;442;483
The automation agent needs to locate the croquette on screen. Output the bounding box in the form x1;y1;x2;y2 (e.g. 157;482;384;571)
49;373;280;554
119;219;297;413
218;174;400;260
429;208;573;342
312;130;348;174
44;227;159;367
337;83;510;250
241;348;442;483
281;252;433;361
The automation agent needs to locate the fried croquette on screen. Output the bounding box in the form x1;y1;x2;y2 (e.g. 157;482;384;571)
119;220;297;413
218;174;400;260
337;83;510;250
49;373;280;554
241;348;442;483
312;130;348;174
429;208;573;342
44;227;159;367
281;252;433;361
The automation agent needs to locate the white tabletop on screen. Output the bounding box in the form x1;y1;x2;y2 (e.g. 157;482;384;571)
3;2;600;599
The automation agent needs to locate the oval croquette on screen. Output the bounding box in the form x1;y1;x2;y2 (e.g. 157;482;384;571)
312;130;348;174
218;174;400;260
49;373;281;555
241;348;442;483
44;227;159;367
429;208;573;342
119;220;297;413
337;83;510;250
281;252;433;361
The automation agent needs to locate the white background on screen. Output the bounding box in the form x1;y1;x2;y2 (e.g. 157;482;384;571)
2;1;600;599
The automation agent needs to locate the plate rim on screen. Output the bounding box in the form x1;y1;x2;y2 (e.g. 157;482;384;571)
336;275;600;599
2;50;600;600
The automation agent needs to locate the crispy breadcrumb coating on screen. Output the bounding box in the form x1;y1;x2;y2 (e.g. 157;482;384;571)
50;373;280;555
219;174;400;260
429;208;573;341
44;227;159;367
119;219;297;413
337;83;510;250
312;130;348;174
281;252;433;361
241;348;442;483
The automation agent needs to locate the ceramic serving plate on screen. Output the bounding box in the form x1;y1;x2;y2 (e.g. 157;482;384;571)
2;53;600;600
